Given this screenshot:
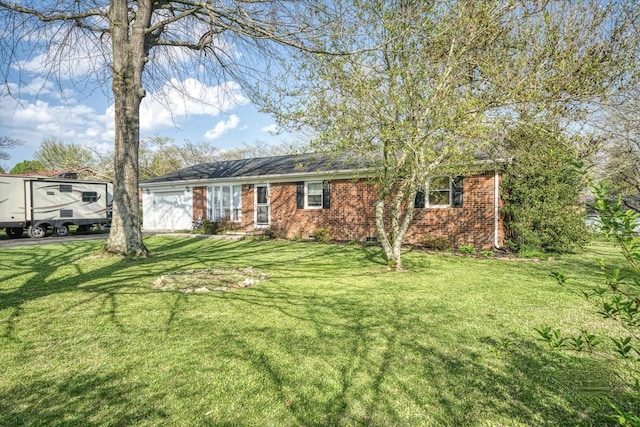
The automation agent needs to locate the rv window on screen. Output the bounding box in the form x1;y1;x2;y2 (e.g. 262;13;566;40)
82;192;98;202
60;184;72;193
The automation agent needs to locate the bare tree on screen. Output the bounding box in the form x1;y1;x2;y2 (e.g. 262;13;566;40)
0;0;348;256
599;87;640;210
178;140;224;167
0;136;24;162
266;0;640;269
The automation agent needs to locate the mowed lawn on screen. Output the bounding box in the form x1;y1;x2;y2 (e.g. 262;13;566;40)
0;236;637;426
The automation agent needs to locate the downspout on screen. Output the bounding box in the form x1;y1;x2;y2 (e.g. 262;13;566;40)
494;169;502;250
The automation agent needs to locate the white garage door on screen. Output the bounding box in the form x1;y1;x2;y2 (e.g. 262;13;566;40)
143;190;192;230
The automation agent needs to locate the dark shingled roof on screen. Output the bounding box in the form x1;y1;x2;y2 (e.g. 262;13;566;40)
141;153;363;184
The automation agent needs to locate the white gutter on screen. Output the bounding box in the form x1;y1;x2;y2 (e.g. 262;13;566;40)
140;168;367;189
141;157;514;190
494;169;502;249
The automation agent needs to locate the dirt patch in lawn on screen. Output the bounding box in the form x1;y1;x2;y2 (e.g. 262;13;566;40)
152;267;268;293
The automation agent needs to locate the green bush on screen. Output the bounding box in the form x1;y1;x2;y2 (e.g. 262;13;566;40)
458;244;476;254
201;217;237;235
201;219;216;234
312;227;330;243
502;122;589;254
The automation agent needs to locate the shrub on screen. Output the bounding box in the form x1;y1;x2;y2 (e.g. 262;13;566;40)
312;227;330;243
202;217;237;235
202;219;216;234
501;122;590;254
422;236;451;251
264;223;288;240
458;244;476;255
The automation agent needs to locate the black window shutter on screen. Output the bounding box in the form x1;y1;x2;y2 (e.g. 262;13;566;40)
322;181;331;209
414;190;425;208
452;176;463;208
296;182;304;209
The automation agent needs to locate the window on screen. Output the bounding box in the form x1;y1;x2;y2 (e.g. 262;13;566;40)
59;184;72;193
255;184;269;226
210;184;242;221
306;182;323;208
415;176;463;208
297;181;330;209
428;176;451;207
82;191;98;202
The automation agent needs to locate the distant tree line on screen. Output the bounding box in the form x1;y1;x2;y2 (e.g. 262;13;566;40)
1;136;302;179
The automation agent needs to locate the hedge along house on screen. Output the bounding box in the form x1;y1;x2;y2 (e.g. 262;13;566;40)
140;153;506;250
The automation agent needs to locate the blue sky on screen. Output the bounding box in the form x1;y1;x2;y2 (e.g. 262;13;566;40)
0;52;292;172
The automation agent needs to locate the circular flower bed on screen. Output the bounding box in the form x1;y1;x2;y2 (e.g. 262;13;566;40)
152;267;268;293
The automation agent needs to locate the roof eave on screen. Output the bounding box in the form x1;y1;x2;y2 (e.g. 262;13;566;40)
140;168;373;189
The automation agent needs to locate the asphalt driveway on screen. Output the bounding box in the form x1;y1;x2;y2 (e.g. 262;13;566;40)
0;231;111;249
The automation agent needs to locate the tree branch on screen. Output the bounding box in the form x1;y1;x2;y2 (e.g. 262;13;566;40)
0;1;106;23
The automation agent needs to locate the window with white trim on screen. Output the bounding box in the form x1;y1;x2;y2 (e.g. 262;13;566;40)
427;176;451;207
296;181;330;209
415;176;464;208
209;184;242;221
306;181;323;208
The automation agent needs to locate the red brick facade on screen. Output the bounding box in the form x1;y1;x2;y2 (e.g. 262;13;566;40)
192;172;504;249
407;172;504;249
192;186;208;220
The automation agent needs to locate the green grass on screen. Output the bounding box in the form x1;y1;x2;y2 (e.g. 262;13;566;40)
0;237;637;426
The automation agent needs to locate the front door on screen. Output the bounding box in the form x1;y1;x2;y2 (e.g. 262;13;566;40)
255;184;270;227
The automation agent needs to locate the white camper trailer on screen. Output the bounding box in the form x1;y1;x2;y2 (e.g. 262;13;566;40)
0;175;112;239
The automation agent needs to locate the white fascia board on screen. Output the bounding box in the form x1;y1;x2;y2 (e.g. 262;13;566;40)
139;158;510;190
140;168;372;189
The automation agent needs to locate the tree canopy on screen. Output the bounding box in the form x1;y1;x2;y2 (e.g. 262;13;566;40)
597;87;640;211
265;0;640;269
9;159;45;174
34;137;96;171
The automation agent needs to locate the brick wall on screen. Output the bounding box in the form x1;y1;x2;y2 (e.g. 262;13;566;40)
407;172;502;249
192;186;207;220
193;173;504;249
263;180;379;241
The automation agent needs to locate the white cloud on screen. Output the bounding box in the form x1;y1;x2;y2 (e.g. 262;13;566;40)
16;45;108;80
204;115;240;140
13;23;111;80
139;78;249;132
0;88;114;153
261;123;280;135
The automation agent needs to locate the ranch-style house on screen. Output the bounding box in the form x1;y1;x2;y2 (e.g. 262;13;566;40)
140;153;506;249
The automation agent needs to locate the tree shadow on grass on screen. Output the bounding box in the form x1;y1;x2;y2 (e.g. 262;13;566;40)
0;370;169;426
2;236;634;425
204;284;637;426
0;237;214;337
0;236;267;304
0;236;382;339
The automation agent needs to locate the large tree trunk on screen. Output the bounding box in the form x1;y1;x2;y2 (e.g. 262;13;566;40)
103;0;150;256
375;188;417;271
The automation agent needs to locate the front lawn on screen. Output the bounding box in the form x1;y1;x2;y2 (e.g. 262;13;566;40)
0;237;636;425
